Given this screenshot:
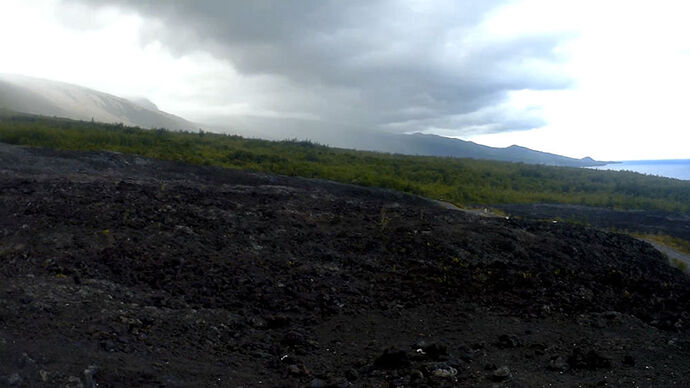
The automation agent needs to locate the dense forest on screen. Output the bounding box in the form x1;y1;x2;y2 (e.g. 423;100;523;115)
1;111;689;213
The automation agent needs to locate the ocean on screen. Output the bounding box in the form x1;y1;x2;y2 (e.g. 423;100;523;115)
591;160;690;180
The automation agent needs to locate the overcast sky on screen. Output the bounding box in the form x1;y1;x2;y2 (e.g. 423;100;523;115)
0;0;688;160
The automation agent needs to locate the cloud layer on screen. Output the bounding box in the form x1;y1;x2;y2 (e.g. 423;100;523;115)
67;0;572;136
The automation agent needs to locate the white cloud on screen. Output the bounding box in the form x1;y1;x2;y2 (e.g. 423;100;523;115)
1;0;688;159
466;0;690;159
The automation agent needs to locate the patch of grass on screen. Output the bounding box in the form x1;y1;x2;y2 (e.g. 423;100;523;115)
671;258;688;272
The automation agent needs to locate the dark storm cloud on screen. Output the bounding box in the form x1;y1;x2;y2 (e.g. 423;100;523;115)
66;0;573;136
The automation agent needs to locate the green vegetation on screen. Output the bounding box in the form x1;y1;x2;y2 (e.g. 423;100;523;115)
1;111;689;213
671;258;688;272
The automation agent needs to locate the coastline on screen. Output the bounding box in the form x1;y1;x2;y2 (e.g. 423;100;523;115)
589;159;690;180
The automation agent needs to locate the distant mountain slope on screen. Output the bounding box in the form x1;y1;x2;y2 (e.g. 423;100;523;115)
0;74;606;166
356;133;607;167
0;74;195;131
214;116;608;167
387;133;608;167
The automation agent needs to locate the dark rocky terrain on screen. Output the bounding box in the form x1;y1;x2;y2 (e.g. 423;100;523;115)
1;143;689;387
496;204;690;242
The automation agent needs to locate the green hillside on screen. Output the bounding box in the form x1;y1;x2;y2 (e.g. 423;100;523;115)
1;111;689;213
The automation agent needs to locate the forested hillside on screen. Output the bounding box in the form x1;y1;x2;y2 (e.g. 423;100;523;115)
1;112;689;213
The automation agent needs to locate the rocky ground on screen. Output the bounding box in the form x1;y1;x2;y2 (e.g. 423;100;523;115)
496;204;690;242
1;143;689;387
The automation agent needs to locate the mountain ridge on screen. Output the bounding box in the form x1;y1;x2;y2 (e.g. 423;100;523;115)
0;73;609;167
0;73;195;131
397;133;608;167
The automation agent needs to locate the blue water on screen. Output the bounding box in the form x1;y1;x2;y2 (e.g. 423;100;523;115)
591;160;690;180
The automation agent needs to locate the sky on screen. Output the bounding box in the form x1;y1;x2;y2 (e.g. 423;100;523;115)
0;0;688;160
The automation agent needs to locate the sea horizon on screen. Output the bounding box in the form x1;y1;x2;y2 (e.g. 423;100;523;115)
591;159;690;180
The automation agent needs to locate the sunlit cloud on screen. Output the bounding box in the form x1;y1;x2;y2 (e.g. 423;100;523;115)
0;0;688;159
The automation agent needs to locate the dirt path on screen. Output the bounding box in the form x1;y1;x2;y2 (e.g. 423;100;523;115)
430;199;504;218
643;239;690;274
